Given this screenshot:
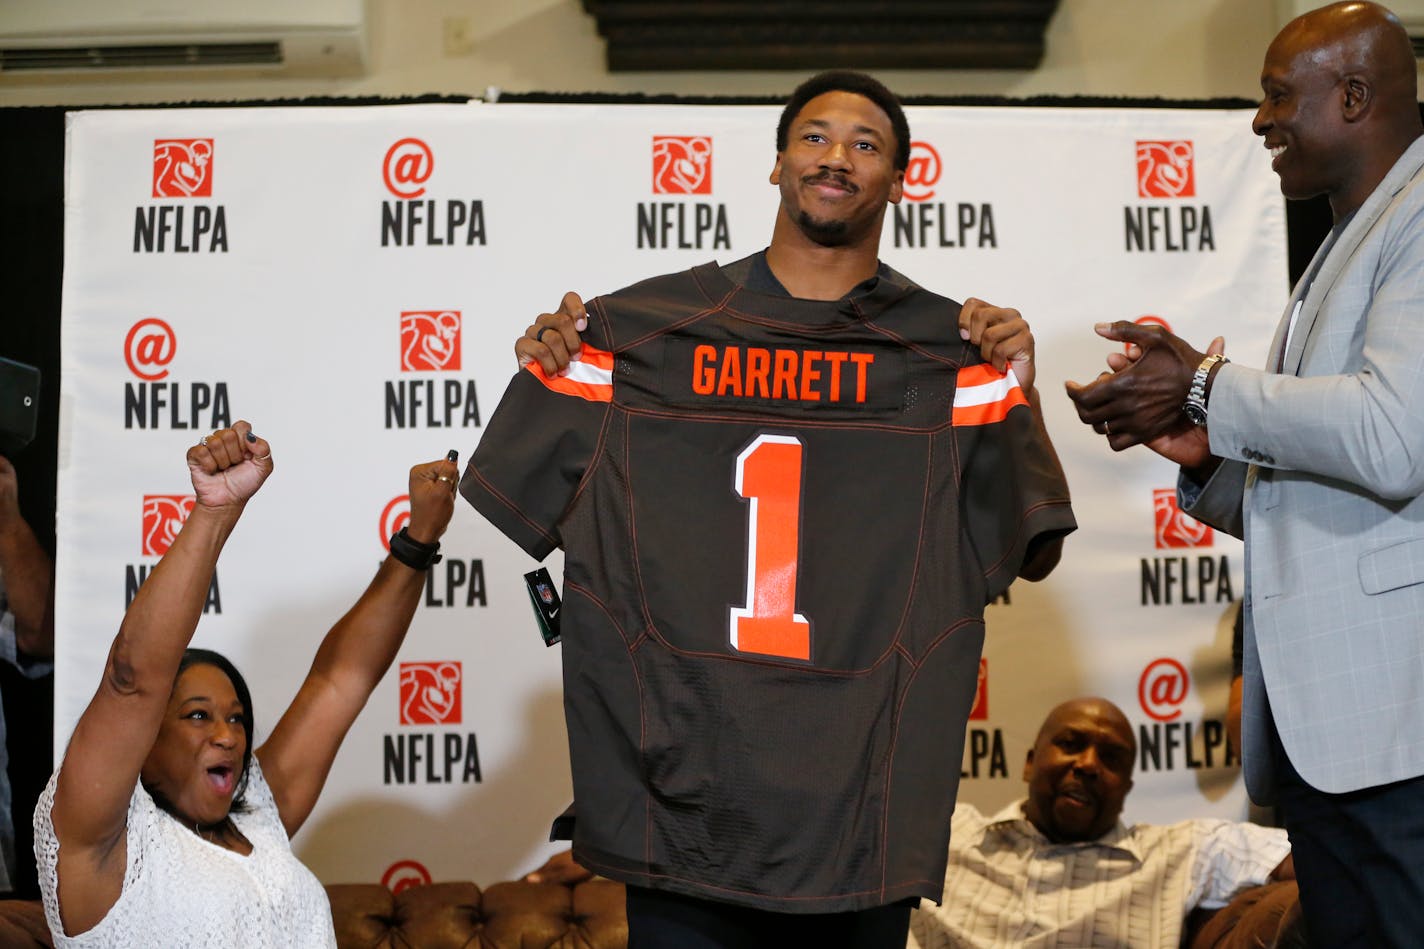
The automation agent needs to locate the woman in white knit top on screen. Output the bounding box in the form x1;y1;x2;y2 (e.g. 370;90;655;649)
35;422;459;946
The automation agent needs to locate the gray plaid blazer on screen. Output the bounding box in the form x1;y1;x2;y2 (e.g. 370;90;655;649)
1182;135;1424;801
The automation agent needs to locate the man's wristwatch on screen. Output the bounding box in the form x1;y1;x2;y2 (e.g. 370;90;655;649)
1182;353;1228;426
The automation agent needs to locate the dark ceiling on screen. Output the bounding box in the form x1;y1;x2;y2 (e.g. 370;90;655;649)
580;1;1062;71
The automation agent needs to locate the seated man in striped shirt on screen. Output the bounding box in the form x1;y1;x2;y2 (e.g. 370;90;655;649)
909;697;1293;949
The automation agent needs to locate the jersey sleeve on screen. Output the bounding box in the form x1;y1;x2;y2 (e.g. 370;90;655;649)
953;365;1075;599
459;342;614;560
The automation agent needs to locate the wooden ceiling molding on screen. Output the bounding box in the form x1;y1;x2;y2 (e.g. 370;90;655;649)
580;1;1062;72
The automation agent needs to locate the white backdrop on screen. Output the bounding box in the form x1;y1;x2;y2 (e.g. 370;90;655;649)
56;102;1285;889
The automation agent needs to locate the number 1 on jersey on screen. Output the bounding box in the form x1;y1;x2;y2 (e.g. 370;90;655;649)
731;434;811;661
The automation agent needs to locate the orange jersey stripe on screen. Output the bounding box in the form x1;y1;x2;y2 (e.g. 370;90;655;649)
525;344;615;403
952;365;1028;426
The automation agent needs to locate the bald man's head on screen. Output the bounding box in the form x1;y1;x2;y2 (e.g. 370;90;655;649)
1254;3;1423;215
1284;3;1416;107
1022;697;1136;843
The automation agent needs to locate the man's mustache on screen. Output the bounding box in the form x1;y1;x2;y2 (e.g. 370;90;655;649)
802;172;857;193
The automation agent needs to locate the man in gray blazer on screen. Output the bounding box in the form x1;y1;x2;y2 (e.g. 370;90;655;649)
1066;3;1424;946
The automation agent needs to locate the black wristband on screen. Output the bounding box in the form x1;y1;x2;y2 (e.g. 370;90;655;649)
389;526;442;570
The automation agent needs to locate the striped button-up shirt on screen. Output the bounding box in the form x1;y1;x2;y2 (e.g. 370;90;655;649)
908;801;1289;949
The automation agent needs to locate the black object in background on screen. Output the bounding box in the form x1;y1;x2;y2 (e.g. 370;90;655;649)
0;358;40;458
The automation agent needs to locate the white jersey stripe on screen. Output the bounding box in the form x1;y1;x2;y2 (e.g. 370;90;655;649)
953;369;1021;408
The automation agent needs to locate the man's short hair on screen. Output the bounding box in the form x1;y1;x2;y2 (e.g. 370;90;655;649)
777;70;911;172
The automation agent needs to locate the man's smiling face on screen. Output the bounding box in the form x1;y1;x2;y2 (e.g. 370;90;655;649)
770;90;904;247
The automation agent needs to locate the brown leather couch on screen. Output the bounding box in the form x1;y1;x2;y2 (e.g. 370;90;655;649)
0;877;628;949
327;878;627;949
0;878;1295;948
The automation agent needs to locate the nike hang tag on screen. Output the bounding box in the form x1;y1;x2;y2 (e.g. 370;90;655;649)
523;567;563;647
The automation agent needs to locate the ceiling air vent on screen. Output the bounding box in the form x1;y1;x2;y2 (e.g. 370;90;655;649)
0;0;365;78
0;43;282;71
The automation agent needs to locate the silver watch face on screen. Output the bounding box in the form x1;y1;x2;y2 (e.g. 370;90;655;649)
1183;403;1207;426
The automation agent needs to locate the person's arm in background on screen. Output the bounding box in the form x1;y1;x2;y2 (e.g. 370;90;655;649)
523;849;594;886
1227;604;1245;761
0;456;53;661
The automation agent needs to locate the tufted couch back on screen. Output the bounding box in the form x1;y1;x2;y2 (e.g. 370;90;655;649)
328;879;627;949
0;877;1302;948
0;878;629;948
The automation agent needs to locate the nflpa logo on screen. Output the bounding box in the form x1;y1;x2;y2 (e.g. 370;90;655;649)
124;318;177;381
1139;657;1190;722
1153;489;1213;548
381;860;433;893
383;138;434;200
1136;140;1195;198
903;141;942;203
153;139;214;198
379;495;411;552
652;136;712;194
399;661;462;725
400;311;462;372
968;658;989;721
142;494;195;557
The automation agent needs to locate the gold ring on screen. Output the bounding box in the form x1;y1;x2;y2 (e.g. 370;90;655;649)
437;474;453;484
